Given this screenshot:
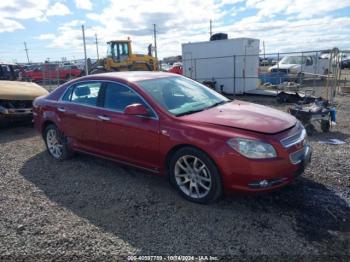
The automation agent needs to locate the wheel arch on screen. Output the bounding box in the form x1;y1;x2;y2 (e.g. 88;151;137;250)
164;143;220;175
41;120;56;136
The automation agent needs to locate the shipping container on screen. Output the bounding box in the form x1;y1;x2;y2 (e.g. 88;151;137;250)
182;38;260;94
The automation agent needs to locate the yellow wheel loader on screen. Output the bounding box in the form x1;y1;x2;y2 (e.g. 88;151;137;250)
90;39;158;74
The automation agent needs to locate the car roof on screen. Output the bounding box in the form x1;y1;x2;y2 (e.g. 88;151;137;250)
87;71;176;82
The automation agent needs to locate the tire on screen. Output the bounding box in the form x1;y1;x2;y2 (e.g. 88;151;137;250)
321;120;330;132
168;147;223;204
304;123;315;136
44;124;73;161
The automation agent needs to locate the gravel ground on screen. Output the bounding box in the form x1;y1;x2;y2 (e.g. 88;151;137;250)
0;94;349;261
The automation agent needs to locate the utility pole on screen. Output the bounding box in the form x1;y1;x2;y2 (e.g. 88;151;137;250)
210;20;213;37
153;23;158;70
81;24;88;76
95;33;99;60
23;42;30;63
263;40;266;59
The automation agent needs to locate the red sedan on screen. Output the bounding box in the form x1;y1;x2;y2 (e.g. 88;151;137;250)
33;72;311;203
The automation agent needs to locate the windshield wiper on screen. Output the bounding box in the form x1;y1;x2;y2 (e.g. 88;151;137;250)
175;108;205;117
175;100;230;117
206;100;230;109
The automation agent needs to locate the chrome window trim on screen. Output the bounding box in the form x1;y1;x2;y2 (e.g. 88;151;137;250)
58;79;159;120
280;128;306;148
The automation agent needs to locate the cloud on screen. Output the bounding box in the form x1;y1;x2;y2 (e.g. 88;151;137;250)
25;0;350;61
0;17;24;33
46;2;72;17
245;0;350;19
74;0;93;10
2;1;349;68
0;0;49;21
0;0;72;33
36;33;56;40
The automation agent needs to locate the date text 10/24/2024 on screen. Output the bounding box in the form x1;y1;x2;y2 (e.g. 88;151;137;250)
127;255;219;261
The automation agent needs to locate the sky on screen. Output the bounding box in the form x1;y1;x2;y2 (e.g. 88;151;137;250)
1;0;350;63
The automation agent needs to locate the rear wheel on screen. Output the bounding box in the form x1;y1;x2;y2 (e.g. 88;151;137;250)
169;147;222;204
321;120;330;132
44;124;73;161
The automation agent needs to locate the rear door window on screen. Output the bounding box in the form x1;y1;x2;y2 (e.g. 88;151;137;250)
68;82;103;107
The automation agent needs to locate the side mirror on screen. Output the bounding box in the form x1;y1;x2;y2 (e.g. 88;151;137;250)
124;103;150;116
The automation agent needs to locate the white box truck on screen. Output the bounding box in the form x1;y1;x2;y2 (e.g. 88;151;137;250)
182;38;260;94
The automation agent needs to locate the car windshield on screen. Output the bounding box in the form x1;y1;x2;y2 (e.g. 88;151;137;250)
137;76;230;116
280;56;307;65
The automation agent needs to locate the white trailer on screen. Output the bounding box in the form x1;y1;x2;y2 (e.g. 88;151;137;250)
182;38;260;94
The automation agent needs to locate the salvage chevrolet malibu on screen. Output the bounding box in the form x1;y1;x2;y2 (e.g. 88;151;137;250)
33;72;311;203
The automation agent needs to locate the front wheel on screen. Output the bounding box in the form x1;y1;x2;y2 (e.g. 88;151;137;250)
44;124;73;161
169;147;223;204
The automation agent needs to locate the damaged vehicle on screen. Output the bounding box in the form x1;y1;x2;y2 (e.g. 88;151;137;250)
33;72;311;203
268;55;329;80
0;62;18;81
0;80;49;124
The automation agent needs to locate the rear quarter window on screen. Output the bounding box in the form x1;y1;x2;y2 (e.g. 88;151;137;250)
63;82;102;107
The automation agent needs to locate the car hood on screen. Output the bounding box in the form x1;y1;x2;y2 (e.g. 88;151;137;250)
270;64;301;70
181;100;296;134
0;81;49;100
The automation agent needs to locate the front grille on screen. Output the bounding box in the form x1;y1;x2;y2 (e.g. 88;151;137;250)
271;68;289;74
0;99;33;109
280;128;306;148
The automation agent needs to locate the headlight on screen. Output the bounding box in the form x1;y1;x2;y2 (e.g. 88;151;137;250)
289;67;299;74
227;138;277;159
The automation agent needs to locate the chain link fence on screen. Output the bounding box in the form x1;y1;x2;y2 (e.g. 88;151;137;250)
183;48;350;101
12;49;350;101
19;60;86;92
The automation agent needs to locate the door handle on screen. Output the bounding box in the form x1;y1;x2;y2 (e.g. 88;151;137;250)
98;115;110;121
57;107;66;112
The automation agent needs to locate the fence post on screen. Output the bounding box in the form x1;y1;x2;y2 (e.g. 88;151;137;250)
233;55;236;97
313;51;317;92
56;63;59;86
277;52;280;84
300;52;304;85
194;58;197;81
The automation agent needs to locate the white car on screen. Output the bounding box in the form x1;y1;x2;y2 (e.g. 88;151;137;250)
268;55;329;78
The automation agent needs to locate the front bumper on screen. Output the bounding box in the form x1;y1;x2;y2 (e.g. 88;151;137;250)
221;145;312;193
0;109;33;124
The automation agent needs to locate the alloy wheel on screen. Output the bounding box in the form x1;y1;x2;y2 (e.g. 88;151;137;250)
46;129;63;159
174;155;212;199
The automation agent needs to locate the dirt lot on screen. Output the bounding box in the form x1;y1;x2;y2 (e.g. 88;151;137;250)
0;93;349;261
